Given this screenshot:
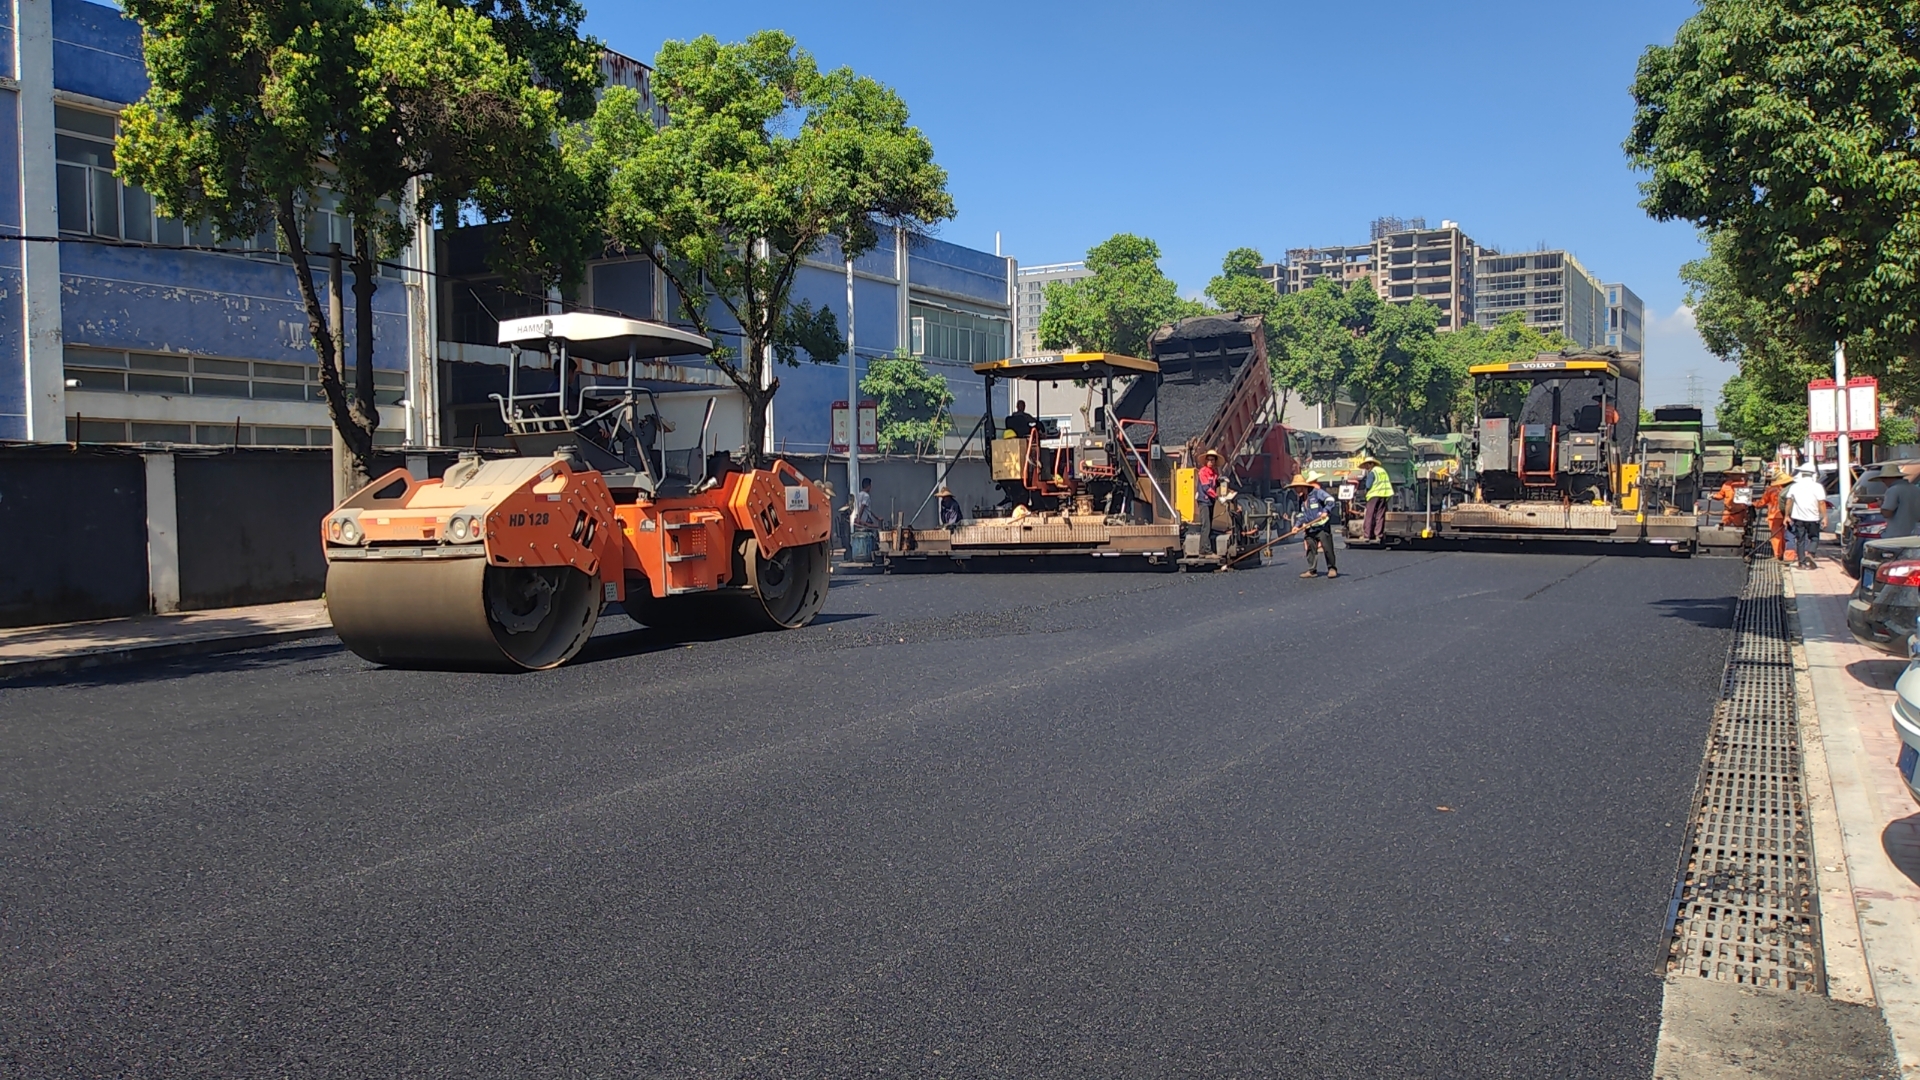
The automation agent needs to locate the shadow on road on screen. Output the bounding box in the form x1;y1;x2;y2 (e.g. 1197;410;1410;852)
1398;538;1700;559
1883;814;1920;888
2;638;346;690
1845;657;1905;690
1650;597;1738;629
572;611;876;666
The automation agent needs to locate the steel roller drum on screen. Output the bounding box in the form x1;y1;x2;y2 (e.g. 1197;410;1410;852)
326;558;601;671
628;540;829;634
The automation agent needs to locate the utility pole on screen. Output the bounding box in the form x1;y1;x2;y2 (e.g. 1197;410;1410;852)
846;257;860;536
1836;342;1851;522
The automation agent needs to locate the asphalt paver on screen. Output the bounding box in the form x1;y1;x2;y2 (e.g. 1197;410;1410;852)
0;546;1743;1077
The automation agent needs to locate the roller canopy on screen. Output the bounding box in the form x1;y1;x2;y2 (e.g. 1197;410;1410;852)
973;352;1158;381
498;313;714;364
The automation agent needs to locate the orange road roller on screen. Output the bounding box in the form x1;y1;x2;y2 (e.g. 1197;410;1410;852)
321;314;831;670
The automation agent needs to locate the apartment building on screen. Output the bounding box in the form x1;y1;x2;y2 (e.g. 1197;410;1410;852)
1013;261;1090;356
1603;283;1645;353
1256;218;1475;330
1473;249;1607;347
1373;221;1475;330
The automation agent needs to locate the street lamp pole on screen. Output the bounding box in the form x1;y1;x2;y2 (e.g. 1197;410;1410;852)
846;257;860;534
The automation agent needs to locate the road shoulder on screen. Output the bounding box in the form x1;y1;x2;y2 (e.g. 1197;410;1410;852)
0;599;334;681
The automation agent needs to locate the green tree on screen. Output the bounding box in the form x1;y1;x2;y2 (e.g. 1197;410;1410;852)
587;31;953;465
117;0;591;485
1678;231;1827;454
1038;234;1205;357
1202;246;1282;325
1431;313;1572;426
1265;278;1365;416
861;349;953;456
1626;0;1920;380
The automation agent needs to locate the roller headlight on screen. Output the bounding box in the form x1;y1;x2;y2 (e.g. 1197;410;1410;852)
449;516;470;542
338;518;361;544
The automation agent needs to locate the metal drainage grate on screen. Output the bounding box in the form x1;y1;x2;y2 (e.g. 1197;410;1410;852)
1666;558;1822;992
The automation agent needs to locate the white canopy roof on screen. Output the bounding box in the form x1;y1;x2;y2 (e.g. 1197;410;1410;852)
497;313;713;363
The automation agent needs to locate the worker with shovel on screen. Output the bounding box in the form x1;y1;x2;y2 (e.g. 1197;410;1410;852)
1291;473;1341;579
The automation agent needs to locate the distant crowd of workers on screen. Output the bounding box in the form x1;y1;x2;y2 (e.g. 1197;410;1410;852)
1202;452;1392;580
1711;460;1920;569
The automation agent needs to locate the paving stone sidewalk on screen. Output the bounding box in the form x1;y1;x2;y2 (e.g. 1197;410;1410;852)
1792;553;1920;1075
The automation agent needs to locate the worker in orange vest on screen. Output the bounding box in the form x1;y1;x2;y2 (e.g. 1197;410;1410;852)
1757;470;1790;560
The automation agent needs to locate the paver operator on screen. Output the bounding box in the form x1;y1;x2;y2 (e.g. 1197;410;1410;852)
1290;473;1340;579
1357;455;1393;542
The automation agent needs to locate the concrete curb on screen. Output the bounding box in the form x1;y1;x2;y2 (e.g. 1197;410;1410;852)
1783;571;1877;1004
0;626;337;683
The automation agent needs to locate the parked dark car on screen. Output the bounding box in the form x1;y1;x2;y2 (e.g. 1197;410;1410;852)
1848;534;1920;652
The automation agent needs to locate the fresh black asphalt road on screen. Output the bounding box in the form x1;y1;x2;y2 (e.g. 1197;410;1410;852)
1;545;1743;1078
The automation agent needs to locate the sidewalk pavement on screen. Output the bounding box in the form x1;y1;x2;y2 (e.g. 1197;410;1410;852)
0;599;335;681
1792;553;1920;1074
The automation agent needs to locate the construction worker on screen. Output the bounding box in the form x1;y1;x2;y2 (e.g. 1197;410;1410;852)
1290;472;1341;578
1712;468;1753;531
1195;449;1222;545
1005;400;1036;440
936;483;962;529
1757;469;1790;560
1784;464;1829;569
1357;455;1393;542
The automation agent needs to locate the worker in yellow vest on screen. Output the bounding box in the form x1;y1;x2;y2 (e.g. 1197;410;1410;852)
1358;455;1393;541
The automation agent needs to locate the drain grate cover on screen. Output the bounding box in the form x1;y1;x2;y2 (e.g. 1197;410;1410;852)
1666;558;1822;992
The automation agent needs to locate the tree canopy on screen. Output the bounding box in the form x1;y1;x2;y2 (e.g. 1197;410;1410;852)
1626;0;1920;371
586;30;953;463
1037;234;1205;358
117;0;590;483
861;349;953;456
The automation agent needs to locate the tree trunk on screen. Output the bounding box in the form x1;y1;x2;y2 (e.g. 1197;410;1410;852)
275;196;371;492
350;223;381;474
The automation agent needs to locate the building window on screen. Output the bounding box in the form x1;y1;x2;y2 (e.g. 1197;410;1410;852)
64;345;404;405
55;105;147;240
65;417;381;447
910;302;1007;365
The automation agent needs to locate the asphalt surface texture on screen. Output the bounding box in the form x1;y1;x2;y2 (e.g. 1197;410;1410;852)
1;542;1743;1078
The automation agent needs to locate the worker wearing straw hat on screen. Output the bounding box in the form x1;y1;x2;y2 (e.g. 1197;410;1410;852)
1195;449;1223;546
936;483;962;530
1357;454;1393;542
1290;472;1341;578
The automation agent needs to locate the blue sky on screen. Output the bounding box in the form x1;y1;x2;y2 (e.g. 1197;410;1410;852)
585;0;1724;416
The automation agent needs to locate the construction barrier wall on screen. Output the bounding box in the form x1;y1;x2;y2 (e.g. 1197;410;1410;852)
0;450;150;627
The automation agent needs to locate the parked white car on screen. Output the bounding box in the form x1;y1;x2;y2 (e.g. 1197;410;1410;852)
1892;634;1920;806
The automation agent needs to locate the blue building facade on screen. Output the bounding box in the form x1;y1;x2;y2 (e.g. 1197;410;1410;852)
7;0;1014;455
5;0;416;448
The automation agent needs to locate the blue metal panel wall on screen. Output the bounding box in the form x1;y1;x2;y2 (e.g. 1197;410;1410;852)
51;0;146;103
908;235;1009;306
0;85;23;440
0;0;16;79
62;244;410;369
770;254;1005;455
